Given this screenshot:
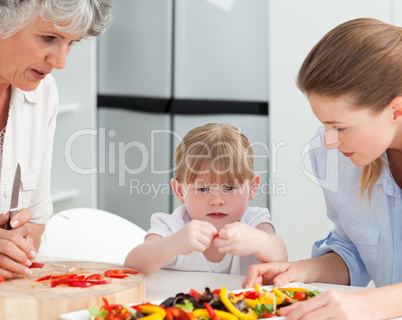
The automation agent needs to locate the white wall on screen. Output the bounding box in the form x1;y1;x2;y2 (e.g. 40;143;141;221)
269;0;392;261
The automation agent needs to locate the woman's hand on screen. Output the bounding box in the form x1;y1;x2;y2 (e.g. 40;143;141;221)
243;254;349;289
278;290;378;320
0;209;37;278
242;261;305;288
172;220;218;255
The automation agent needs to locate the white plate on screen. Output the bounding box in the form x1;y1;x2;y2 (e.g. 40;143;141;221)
59;282;320;320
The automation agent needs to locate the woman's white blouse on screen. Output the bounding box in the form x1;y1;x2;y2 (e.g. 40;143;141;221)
0;75;58;224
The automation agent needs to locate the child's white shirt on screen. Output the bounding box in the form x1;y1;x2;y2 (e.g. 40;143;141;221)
146;206;274;275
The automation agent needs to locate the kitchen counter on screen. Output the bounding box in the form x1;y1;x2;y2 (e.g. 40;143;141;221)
37;255;398;319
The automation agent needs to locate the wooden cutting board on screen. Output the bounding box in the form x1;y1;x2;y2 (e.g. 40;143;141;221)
0;261;145;320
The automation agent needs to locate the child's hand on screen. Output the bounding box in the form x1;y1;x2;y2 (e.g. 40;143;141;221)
172;220;218;255
213;222;256;255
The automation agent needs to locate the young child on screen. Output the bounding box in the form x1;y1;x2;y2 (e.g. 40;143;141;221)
124;123;287;277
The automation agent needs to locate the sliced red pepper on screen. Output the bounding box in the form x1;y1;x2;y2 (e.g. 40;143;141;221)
204;303;220;320
87;279;112;285
68;280;94;287
108;274;129;279
0;276;5;283
243;291;260;300
189;288;202;300
85;273;103;281
29;262;44;268
212;289;221;295
102;297;111;312
51;278;76;287
165;307;191;320
36;275;52;282
105;269;138;278
233;290;260;299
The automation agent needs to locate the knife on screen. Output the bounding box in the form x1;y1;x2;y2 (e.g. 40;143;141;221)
6;163;21;230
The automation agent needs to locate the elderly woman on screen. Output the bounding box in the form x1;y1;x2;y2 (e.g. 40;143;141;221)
0;0;112;279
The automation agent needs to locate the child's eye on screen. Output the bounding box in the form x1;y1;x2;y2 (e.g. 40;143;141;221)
198;187;209;192
222;186;235;191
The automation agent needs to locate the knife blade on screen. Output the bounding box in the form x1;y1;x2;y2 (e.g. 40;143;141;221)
6;163;21;230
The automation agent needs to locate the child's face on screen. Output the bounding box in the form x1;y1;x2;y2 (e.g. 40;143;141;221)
309;93;400;167
171;175;260;230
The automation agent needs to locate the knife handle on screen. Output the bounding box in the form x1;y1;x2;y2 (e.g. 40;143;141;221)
6;212;12;230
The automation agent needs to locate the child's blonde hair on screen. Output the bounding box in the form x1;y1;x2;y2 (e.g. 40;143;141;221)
174;123;254;185
297;18;402;199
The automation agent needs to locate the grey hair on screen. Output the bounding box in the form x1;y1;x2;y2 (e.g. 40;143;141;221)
0;0;112;39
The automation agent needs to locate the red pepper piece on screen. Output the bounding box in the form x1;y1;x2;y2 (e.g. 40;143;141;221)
108;274;129;279
104;269;138;277
51;278;75;287
87;279;112;285
36;275;52;282
212;289;221;295
85;273;103;281
204;303;220;320
0;276;5;283
242;291;260;299
189;288;202;300
68;280;95;287
165;307;191;320
29;262;44;268
102;297;112;314
262;310;278;318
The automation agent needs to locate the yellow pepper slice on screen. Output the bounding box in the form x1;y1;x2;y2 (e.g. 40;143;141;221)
244;298;258;308
137;305;166;320
193;308;239;320
230;295;245;304
272;288;284;298
219;286;258;320
258;292;285;306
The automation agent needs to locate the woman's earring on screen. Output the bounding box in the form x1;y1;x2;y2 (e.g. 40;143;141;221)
179;198;184;203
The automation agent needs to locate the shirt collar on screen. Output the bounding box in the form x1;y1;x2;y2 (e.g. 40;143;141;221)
380;152;402;198
11;86;38;105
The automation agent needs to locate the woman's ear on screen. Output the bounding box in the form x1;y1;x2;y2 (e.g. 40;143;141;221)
170;178;185;203
248;175;260;200
389;96;402;121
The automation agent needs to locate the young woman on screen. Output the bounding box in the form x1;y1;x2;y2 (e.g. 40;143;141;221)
0;0;112;279
124;123;287;277
243;18;402;319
